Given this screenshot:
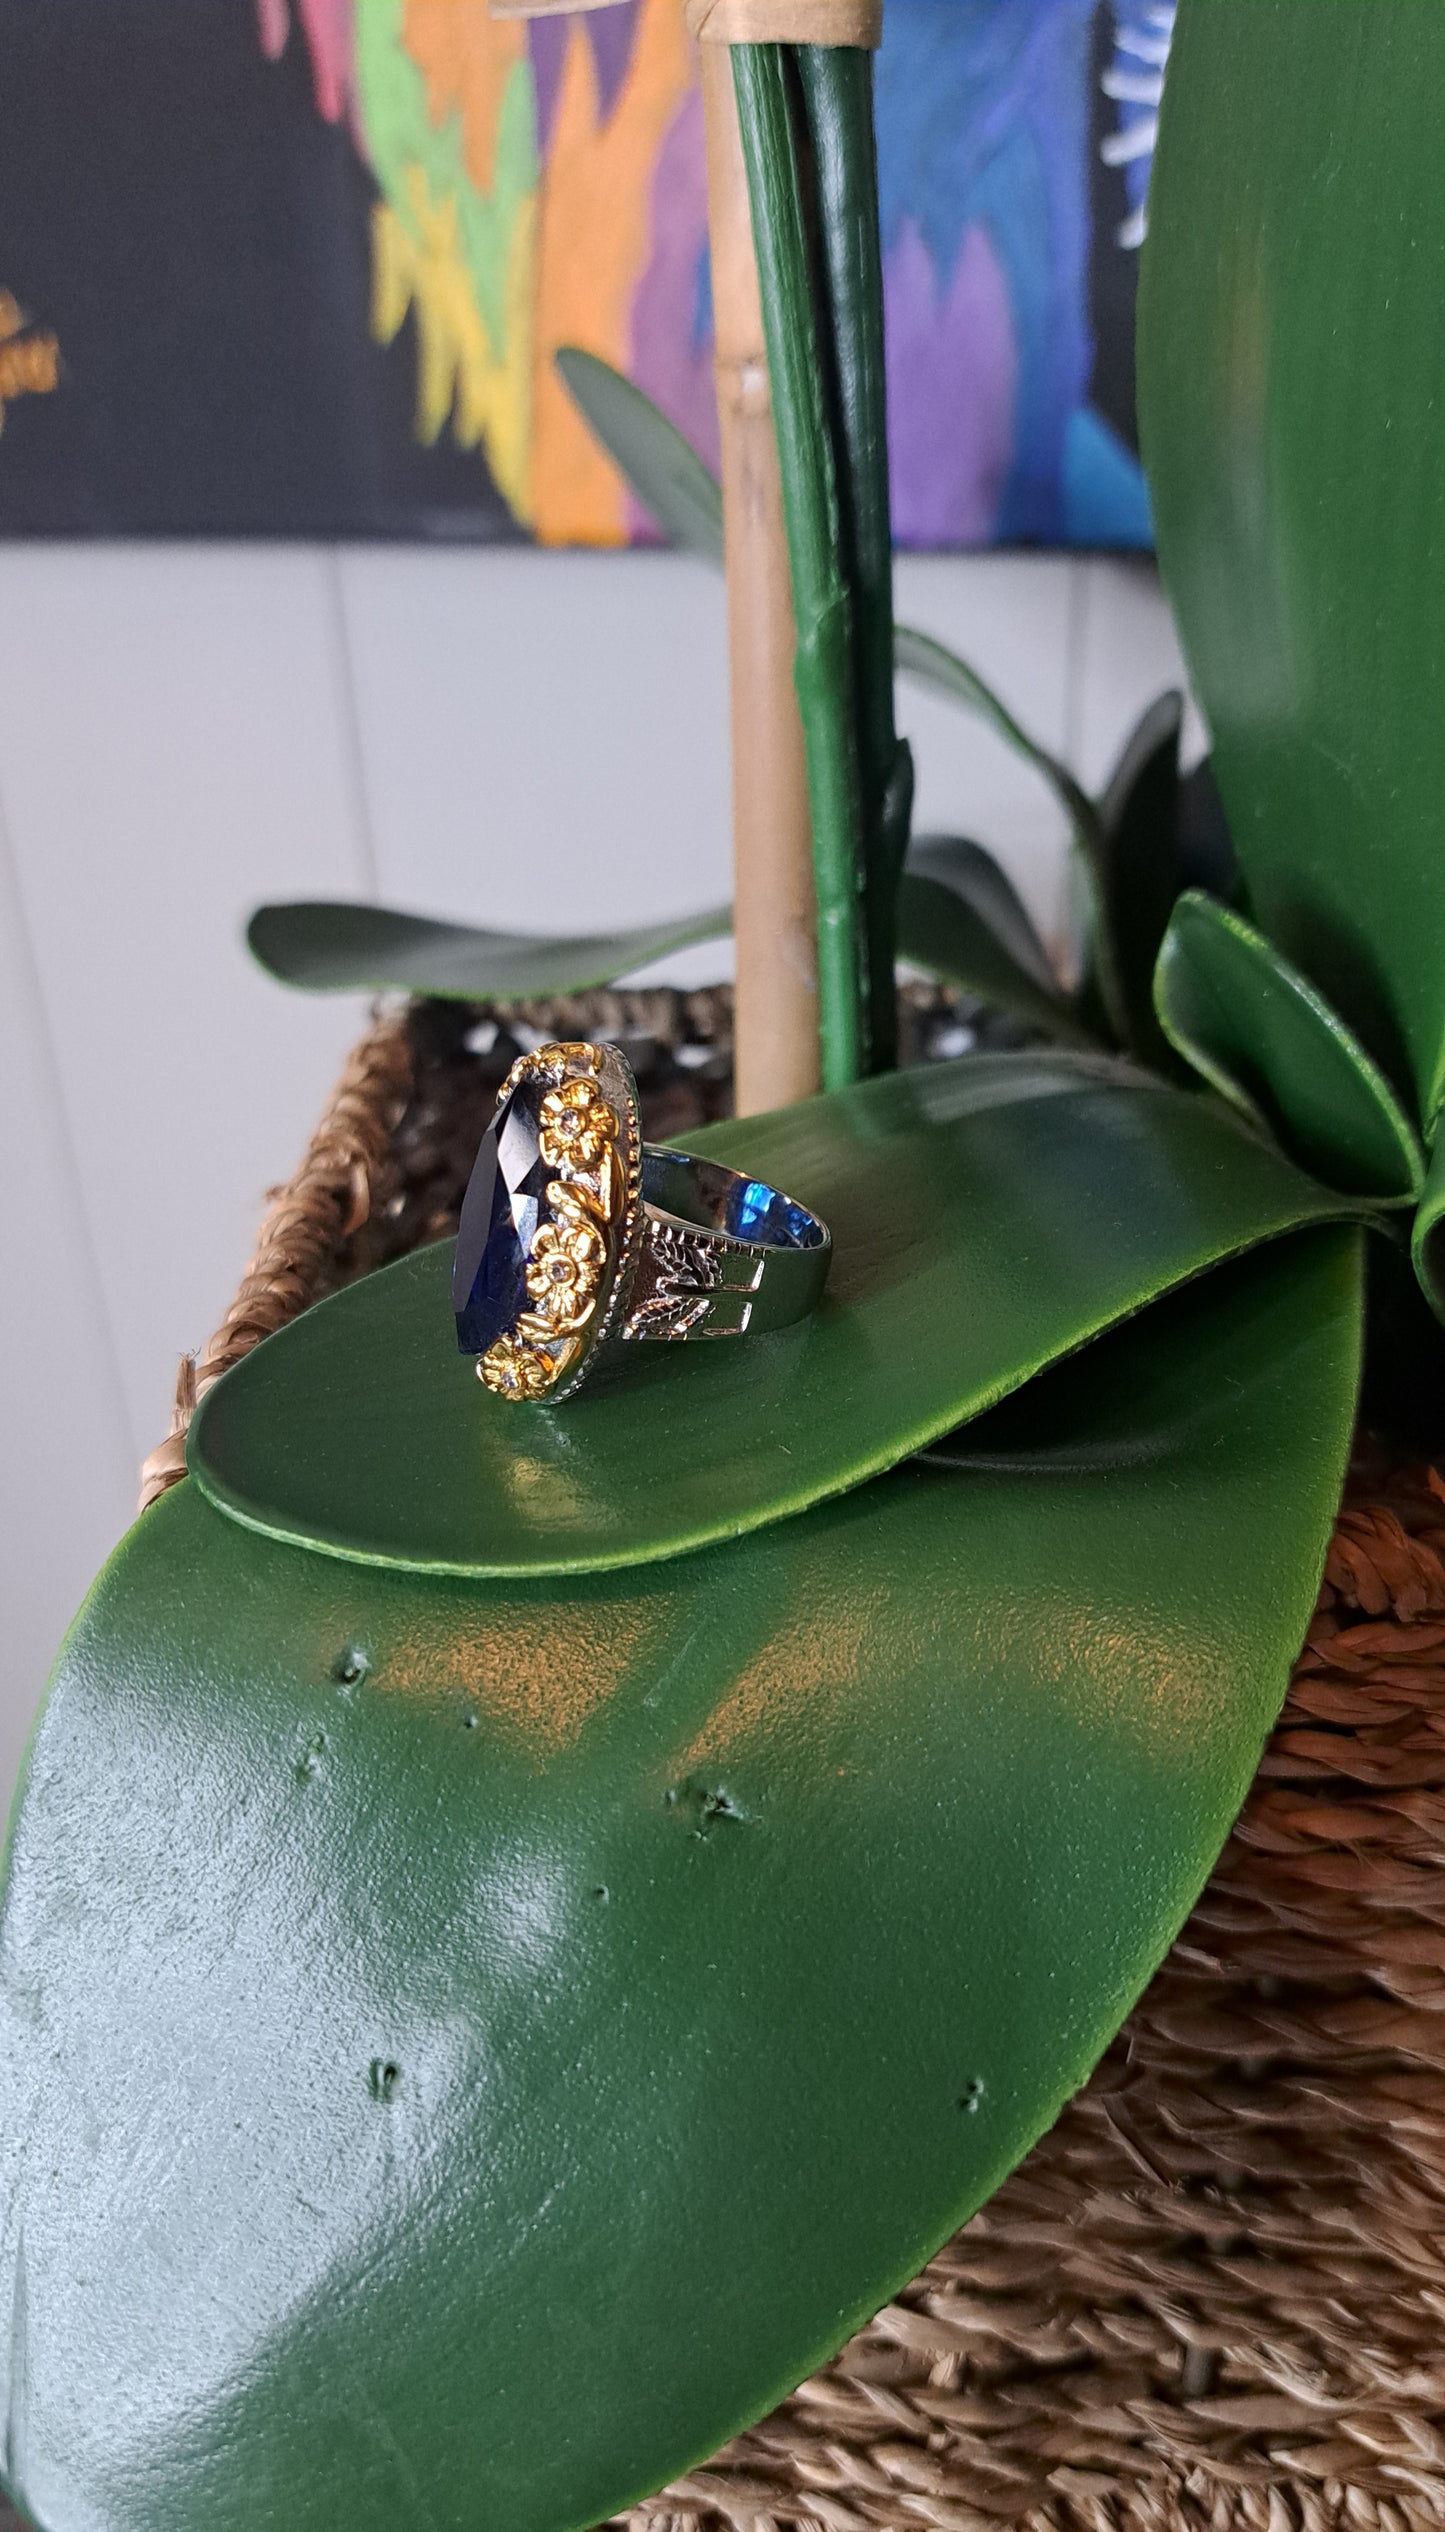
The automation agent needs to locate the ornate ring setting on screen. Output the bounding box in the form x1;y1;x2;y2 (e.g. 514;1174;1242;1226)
452;1039;831;1403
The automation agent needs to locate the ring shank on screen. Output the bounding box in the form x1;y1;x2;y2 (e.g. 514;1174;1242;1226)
623;1147;831;1343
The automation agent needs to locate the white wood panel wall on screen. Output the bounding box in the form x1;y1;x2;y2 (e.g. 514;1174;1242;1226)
0;545;1190;1810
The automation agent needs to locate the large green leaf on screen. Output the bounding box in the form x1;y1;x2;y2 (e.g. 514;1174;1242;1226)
0;1225;1362;2532
188;1052;1358;1578
1156;892;1424;1203
555;347;724;562
247;900;733;999
1139;0;1445;1128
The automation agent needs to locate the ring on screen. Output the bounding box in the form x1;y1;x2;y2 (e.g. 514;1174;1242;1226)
451;1039;831;1403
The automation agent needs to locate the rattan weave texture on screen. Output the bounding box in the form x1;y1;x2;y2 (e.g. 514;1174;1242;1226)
146;1005;1445;2532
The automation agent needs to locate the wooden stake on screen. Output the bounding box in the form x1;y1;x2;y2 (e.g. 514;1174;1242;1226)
700;42;820;1115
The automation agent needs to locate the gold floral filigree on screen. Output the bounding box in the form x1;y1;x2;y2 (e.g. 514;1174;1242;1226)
538;1076;618;1172
525;1219;604;1329
478;1333;557;1400
474;1045;629;1402
549;1176;607;1230
546;1040;603;1076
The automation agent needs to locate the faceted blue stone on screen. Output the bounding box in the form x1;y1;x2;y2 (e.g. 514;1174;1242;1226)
452;1074;555;1354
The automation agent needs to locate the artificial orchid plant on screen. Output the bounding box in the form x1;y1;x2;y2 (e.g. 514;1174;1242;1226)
3;6;1444;2530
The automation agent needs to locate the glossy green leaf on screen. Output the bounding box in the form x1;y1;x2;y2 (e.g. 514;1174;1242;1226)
1139;0;1445;1126
0;1225;1362;2532
555;347;723;562
1155;892;1424;1204
895;872;1091;1047
189;1051;1359;1578
1097;691;1187;1070
247;900;733;999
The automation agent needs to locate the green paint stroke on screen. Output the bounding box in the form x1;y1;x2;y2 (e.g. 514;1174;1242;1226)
353;0;538;366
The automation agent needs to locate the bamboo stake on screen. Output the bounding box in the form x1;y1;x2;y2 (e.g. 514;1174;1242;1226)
700;42;821;1115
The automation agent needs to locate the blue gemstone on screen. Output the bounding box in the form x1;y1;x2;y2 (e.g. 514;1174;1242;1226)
452;1075;554;1354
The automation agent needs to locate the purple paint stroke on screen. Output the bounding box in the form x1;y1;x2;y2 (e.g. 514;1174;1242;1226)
885;218;1017;548
528;16;571;156
625;88;719;544
586;2;642;124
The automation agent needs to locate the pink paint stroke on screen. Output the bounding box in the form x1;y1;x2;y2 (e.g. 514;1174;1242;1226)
254;0;355;128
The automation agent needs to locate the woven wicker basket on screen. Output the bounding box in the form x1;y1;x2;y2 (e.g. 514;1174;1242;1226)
143;1000;1445;2532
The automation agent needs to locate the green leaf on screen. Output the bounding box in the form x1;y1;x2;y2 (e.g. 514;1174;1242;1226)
188;1051;1359;1579
247;900;733;999
1139;0;1445;1127
892;624;1129;1042
892;623;1097;842
1097;691;1189;1070
554;347;723;562
1410;1130;1445;1326
895;872;1092;1047
905;834;1056;989
0;1227;1362;2532
1155;892;1425;1203
251;843;1064;1027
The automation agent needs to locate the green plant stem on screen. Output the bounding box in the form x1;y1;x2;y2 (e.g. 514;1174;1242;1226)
732;42;868;1093
795;46;912;1074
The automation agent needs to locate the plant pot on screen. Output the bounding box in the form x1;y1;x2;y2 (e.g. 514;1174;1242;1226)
140;1001;1445;2531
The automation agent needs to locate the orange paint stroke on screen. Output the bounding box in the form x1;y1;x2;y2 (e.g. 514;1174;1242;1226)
402;0;525;199
532;0;696;545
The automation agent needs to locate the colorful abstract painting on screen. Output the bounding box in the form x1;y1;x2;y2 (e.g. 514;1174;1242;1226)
0;0;1168;546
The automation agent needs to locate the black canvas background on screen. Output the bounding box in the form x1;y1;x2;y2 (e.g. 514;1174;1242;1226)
0;0;518;537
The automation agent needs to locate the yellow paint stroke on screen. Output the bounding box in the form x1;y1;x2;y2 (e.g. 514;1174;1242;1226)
360;0;538;516
372;169;536;514
0;290;59;434
531;0;696;545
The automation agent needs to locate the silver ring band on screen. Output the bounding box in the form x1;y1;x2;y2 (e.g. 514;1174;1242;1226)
452;1039;830;1403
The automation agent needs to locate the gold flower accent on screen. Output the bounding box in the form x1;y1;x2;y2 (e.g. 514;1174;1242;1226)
525;1219;605;1327
538;1076;617;1172
478;1333;556;1400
